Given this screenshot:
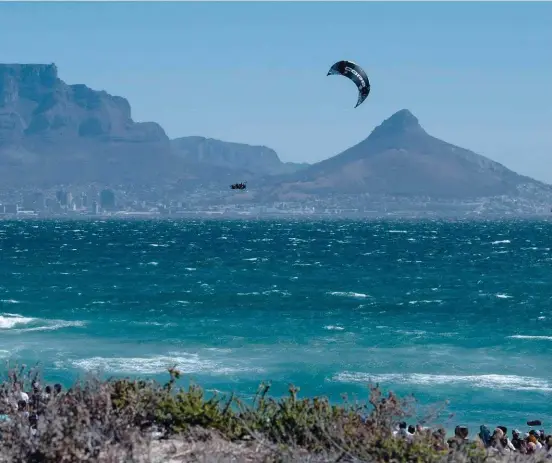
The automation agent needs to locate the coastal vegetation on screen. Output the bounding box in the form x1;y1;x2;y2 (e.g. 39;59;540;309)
0;365;548;462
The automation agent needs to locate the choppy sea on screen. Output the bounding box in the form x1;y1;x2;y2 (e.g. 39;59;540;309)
1;219;551;432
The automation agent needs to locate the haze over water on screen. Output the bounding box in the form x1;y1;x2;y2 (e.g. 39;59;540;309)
1;219;551;431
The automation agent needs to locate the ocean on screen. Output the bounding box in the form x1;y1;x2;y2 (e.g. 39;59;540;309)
1;218;551;434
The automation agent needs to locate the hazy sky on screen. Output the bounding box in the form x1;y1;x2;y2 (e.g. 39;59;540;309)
1;2;551;181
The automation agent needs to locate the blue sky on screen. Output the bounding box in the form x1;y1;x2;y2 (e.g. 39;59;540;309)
1;1;551;181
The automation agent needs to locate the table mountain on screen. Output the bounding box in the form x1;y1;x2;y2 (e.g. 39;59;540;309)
0;63;304;188
171;136;309;177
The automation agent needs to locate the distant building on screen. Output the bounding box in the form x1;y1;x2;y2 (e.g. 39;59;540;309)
23;192;46;211
4;204;18;214
46;197;61;212
92;200;99;215
56;190;71;208
99;189;115;210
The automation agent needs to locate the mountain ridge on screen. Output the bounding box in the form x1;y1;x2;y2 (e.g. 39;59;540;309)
266;108;547;200
0;63;547;201
0;63;304;187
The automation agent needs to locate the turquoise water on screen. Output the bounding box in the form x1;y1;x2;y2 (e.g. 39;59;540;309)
1;219;551;433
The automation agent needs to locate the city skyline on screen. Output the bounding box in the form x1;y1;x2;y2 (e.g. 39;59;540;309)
1;2;550;182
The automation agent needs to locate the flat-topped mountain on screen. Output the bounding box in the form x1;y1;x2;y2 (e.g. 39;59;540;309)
171;136;308;176
0;63;305;187
268;109;546;199
0;63;175;186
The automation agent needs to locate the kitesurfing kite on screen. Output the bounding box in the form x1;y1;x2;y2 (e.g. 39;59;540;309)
327;60;370;108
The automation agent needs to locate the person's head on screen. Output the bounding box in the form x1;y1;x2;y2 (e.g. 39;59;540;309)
408;425;415;434
479;425;491;443
399;421;407;430
498;426;507;435
44;385;52;395
545;436;552;450
17;399;27;411
455;426;468;439
54;384;62;395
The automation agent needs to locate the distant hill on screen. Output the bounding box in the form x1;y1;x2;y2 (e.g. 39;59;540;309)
171;136;309;177
267;109;549;200
0;63;305;187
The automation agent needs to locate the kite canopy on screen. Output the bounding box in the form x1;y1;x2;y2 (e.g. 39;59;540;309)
327;60;371;108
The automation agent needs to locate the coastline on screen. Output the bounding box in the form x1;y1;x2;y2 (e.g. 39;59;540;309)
0;369;549;462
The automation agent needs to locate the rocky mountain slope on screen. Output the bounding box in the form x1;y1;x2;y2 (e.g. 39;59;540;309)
267;109;548;199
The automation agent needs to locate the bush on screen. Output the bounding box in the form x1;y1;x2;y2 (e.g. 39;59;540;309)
0;364;548;462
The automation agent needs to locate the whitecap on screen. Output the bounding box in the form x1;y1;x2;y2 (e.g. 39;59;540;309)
332;372;552;392
0;313;35;329
408;300;443;305
327;291;369;299
508;335;552;341
59;353;264;376
16;320;85;333
324;325;345;331
0;312;85;332
491;240;511;245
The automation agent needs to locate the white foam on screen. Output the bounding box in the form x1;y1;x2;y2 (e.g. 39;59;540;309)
0;313;35;329
495;293;512;299
261;289;291;296
509;335;552;341
324;325;345;331
60;352;264;376
1;299;20;304
332;372;552;392
491;240;511;245
16;320;85;333
0;312;85;332
328;291;369;299
395;330;427;336
408;300;443;305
